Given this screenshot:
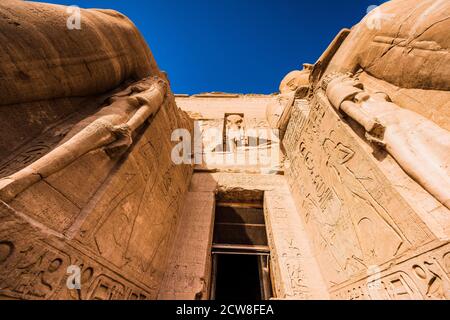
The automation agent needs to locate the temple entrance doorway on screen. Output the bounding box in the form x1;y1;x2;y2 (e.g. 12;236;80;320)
210;197;273;300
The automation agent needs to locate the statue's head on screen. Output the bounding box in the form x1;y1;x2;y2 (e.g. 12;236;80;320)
226;114;244;132
322;73;365;109
279;64;313;94
105;76;167;108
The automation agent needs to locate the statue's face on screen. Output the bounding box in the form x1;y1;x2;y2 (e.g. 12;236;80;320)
333;74;363;90
226;115;244;131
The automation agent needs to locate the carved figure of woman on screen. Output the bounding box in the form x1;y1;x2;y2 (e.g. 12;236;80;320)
324;73;450;210
0;77;167;202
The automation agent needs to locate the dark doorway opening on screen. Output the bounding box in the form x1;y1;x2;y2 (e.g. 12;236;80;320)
214;254;261;300
210;197;273;300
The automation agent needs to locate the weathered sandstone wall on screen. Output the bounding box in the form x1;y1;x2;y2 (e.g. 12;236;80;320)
0;0;161;158
280;0;450;299
0;1;193;300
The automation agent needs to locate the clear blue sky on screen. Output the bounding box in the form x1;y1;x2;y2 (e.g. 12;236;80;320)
31;0;387;94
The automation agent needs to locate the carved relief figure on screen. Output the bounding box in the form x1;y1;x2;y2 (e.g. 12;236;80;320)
322;135;405;265
0;77;168;203
224;114;246;152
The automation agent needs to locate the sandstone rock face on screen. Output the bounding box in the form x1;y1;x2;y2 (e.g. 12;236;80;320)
0;0;161;159
0;1;193;300
280;0;450;299
1;0;449;301
325;0;450;129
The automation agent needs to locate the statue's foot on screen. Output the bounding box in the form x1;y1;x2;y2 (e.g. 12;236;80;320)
0;178;15;201
0;172;41;203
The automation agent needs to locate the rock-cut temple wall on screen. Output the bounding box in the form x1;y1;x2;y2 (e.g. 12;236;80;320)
1;0;450;301
0;0;193;300
281;0;450;300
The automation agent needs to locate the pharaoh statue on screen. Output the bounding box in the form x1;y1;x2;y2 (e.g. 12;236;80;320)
0;1;195;301
275;0;450;212
225;114;246;152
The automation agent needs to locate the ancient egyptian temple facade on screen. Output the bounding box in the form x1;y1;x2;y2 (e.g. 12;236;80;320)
0;0;449;300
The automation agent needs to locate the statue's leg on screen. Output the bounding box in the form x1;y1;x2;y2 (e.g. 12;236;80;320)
385;126;450;210
0;78;168;202
357;99;450;210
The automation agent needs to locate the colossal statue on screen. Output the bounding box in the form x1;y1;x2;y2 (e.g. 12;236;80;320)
277;0;450;211
0;0;162;160
0;1;193;300
280;0;450;299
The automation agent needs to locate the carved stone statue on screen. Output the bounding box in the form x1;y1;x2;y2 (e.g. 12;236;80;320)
266;92;295;132
225;114;246;152
0;77;167;203
279;64;313;95
323;72;450;210
266;64;313;136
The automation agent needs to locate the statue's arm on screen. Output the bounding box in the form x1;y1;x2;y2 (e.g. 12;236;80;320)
103;79;167;158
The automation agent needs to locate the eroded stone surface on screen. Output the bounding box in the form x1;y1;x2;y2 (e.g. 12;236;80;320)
0;1;193;300
158;187;215;300
279;0;450;299
0;0;162;159
1;0;449;301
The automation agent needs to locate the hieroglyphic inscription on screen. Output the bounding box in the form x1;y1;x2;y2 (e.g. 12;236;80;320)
283;91;432;287
264;189;329;299
0;200;154;300
331;242;450;300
